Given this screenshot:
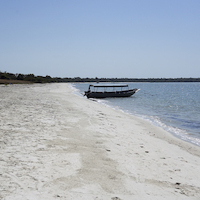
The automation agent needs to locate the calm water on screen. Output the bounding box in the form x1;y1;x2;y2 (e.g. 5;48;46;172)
72;82;200;147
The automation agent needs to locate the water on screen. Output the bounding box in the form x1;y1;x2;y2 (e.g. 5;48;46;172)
72;82;200;147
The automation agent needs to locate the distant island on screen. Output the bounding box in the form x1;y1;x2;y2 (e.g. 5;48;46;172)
0;71;200;84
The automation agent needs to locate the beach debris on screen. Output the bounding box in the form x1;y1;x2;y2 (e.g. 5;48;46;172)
106;149;111;152
145;151;149;153
111;197;122;200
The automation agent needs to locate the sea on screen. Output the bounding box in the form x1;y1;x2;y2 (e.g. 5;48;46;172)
71;82;200;147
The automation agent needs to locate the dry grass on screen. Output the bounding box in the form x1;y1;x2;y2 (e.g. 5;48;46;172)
0;79;32;84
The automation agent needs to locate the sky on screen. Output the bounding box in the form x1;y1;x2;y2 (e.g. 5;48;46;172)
1;0;200;78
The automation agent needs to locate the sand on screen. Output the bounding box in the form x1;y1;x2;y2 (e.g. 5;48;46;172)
0;83;200;200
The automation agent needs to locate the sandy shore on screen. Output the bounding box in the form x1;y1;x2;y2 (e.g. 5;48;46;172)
0;83;200;200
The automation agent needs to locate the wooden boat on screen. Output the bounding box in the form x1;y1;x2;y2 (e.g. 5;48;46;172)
84;84;139;98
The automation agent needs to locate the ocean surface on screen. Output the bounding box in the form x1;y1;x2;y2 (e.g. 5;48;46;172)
72;82;200;147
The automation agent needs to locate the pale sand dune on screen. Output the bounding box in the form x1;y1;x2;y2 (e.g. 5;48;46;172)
0;83;200;200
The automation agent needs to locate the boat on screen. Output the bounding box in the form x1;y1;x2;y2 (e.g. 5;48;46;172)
84;84;139;98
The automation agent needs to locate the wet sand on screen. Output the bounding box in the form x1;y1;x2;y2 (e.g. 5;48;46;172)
0;83;200;200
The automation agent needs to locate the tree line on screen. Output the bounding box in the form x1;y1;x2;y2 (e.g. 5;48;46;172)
0;72;58;83
1;71;200;83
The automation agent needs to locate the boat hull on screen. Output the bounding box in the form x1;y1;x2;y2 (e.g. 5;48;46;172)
85;89;138;98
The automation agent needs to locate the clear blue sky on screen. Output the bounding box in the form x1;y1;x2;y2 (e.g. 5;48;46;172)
1;0;200;78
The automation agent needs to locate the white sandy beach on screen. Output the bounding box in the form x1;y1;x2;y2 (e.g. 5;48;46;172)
0;83;200;200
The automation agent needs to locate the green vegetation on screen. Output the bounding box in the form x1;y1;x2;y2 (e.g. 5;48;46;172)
0;72;58;83
0;71;200;84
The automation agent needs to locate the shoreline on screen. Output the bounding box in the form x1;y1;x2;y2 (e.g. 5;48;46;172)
72;83;200;149
1;83;200;199
109;105;200;150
